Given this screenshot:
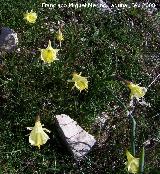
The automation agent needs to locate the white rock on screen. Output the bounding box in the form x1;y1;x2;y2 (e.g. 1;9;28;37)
55;114;96;160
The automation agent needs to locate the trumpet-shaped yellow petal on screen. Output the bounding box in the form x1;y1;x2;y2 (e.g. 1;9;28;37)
56;29;64;42
126;150;140;174
69;72;88;92
127;82;147;100
40;40;59;63
27;120;50;149
24;10;37;23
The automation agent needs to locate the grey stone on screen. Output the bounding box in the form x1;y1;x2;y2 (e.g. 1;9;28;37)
55;114;96;160
0;27;18;53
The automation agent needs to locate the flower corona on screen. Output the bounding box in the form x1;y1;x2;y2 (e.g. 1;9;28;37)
24;10;37;23
68;72;88;92
125;150;140;174
27;116;50;149
127;82;147;100
40;40;59;63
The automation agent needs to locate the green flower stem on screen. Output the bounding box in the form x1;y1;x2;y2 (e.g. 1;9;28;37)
139;146;145;173
130;116;136;156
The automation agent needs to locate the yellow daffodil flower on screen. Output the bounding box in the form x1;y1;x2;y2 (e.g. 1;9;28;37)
40;40;59;63
24;10;37;23
56;29;64;43
125;150;140;174
56;29;64;47
68;72;88;92
127;82;147;100
27;116;50;149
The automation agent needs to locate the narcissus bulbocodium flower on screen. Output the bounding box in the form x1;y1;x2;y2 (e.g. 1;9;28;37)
68;72;88;92
40;40;59;63
24;10;37;23
27;116;50;149
127;82;147;101
125;150;140;174
56;29;64;43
